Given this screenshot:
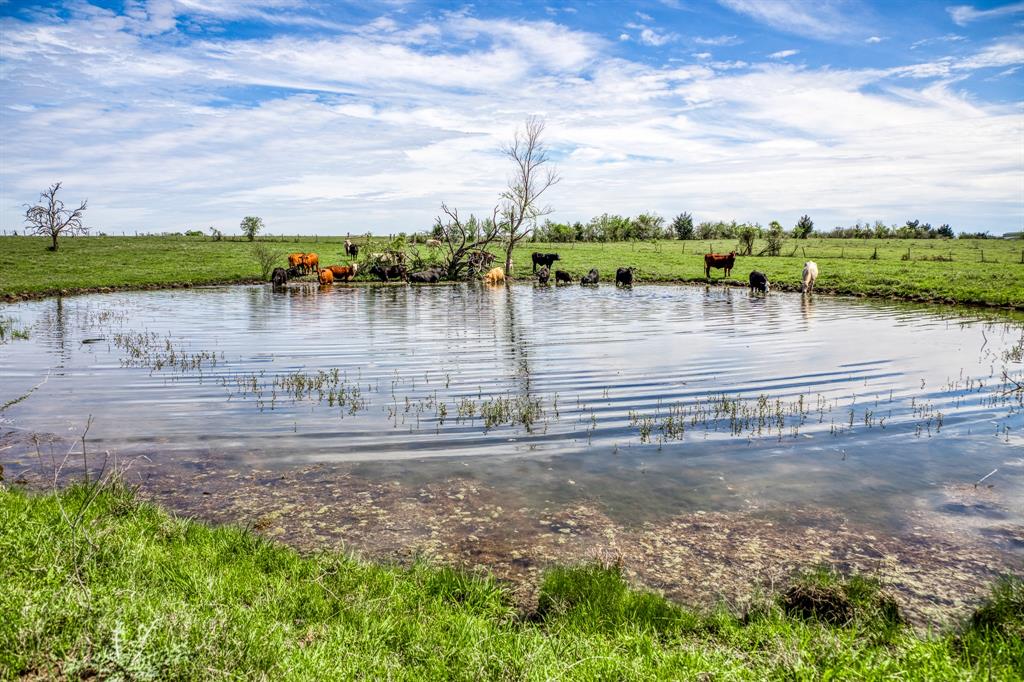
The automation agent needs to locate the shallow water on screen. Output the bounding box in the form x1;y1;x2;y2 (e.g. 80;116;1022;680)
2;283;1023;610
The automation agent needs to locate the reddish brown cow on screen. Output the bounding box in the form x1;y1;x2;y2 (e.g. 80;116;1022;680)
318;268;334;285
288;253;305;270
326;263;359;281
303;253;320;274
704;251;736;278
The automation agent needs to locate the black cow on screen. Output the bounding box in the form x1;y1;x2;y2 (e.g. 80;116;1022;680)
615;267;634;287
271;267;288;287
537;265;550;285
370;263;408;282
532;252;560;273
554;270;573;285
409;267;443;283
749;270;770;293
580;268;599;285
286;265;304;279
344;240;359;257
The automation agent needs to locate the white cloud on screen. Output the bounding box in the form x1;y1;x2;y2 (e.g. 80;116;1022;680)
694;34;742;46
639;27;674;46
717;0;866;39
893;38;1024;77
0;3;1021;235
865;36;883;43
769;49;799;58
947;2;1024;26
619;33;630;41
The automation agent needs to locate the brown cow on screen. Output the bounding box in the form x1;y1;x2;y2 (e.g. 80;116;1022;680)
303;253;320;274
318;268;334;285
482;267;505;285
288;253;305;271
326;263;359;281
704;251;736;278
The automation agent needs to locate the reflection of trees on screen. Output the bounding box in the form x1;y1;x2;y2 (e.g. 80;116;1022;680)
500;284;534;399
41;296;71;370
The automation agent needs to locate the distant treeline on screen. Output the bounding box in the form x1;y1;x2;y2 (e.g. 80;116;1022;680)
525;213;1013;242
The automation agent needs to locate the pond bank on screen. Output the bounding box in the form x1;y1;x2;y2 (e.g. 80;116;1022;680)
2;235;1022;307
4;276;1023;311
2;483;1021;679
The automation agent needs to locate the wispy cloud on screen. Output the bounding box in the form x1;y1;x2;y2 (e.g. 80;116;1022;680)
947;2;1024;26
717;0;866;39
769;49;799;58
865;35;883;43
694;34;743;46
910;34;965;49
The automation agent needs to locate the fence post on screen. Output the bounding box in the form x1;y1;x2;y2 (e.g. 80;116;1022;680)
801;247;806;258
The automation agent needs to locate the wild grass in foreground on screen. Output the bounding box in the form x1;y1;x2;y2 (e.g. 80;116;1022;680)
1;484;1021;679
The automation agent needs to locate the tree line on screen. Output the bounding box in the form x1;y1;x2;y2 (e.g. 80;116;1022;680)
525;213;1003;242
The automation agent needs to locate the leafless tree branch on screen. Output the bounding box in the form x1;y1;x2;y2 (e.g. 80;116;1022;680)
23;182;88;251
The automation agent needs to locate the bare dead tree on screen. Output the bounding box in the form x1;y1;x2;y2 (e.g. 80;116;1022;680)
24;182;88;251
499;116;560;276
434;203;500;280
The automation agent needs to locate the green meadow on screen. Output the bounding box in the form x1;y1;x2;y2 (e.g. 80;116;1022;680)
1;234;1022;307
2;484;1021;680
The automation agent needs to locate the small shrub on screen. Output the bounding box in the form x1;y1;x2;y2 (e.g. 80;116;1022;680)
252;243;281;280
737;225;757;255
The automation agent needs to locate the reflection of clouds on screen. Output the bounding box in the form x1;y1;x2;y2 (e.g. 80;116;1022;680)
1;284;1021;479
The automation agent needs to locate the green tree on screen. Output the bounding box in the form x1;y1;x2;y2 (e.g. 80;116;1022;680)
737;225;758;255
764;221;785;256
240;216;264;242
793;214;814;239
671;212;694;240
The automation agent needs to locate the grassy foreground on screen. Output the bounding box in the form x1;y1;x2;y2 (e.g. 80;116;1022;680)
1;485;1022;679
1;235;1023;307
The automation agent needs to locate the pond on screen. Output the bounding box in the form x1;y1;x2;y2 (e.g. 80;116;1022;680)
2;283;1023;621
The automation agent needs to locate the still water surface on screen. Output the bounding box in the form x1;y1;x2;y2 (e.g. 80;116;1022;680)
2;283;1023;548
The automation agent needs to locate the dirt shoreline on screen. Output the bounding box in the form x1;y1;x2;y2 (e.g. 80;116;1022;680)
3;428;1020;628
3;276;1021;311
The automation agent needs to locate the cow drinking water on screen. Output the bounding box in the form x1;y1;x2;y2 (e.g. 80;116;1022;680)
801;261;819;294
615;267;634;287
749;270;769;293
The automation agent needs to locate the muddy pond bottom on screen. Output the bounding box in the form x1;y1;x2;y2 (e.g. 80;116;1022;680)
2;283;1023;621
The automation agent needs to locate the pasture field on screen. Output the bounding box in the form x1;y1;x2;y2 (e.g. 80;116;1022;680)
1;234;1023;307
2;483;1021;680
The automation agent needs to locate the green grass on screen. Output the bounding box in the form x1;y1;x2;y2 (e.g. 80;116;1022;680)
516;238;1024;307
2;484;1022;679
2;235;1023;307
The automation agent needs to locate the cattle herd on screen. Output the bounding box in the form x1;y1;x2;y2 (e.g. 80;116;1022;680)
270;244;821;295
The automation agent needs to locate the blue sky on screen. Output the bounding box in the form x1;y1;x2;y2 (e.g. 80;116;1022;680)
1;1;1021;235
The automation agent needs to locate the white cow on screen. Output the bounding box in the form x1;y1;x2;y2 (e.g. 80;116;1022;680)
801;261;819;294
